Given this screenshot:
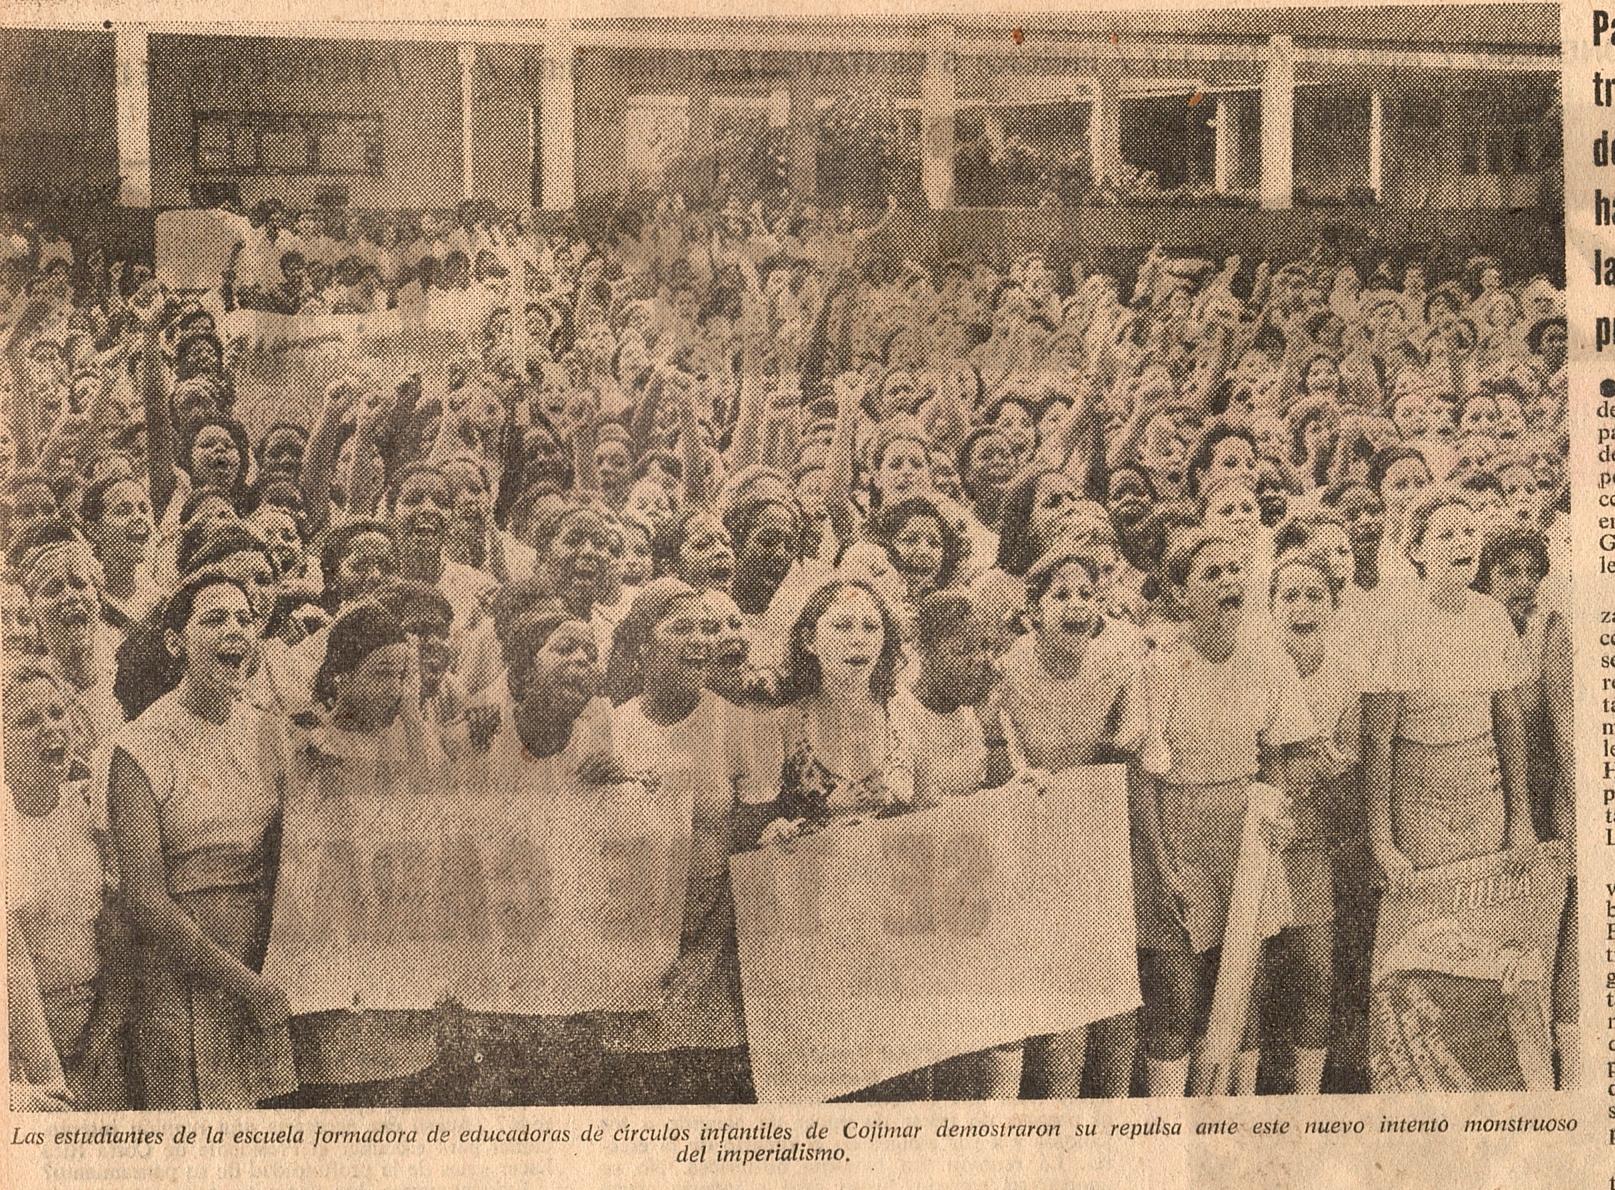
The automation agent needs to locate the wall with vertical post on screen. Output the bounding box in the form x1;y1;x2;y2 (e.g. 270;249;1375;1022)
1368;89;1384;199
538;21;576;210
116;28;152;207
1088;64;1123;186
920;22;956;210
1259;34;1295;209
1213;95;1239;193
458;44;477;201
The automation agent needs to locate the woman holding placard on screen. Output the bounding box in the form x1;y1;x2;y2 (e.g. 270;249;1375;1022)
266;604;444;1108
1132;528;1318;1098
447;585;629;1106
758;578;922;1099
997;548;1144;1099
603;577;762;1103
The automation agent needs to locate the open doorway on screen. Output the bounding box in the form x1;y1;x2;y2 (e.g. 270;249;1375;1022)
1118;93;1216;189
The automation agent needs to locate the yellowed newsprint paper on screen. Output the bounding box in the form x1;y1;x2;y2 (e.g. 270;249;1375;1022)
1;0;1611;1184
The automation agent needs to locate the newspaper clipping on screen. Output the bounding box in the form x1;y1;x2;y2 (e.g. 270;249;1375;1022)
0;0;1607;1185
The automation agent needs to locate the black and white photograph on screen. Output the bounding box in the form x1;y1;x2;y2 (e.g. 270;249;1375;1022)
0;5;1575;1118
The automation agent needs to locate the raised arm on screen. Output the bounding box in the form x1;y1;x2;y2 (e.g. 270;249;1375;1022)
821;371;864;550
4;296;55;467
301;377;358;536
570;385;602;497
727;332;769;470
675;372;709;507
347;380;397;519
760;383;804;475
1039;371;1102;487
1105;371;1172;474
132;290;182;523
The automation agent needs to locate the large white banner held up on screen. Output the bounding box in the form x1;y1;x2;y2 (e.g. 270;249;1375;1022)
731;765;1142;1103
263;773;691;1018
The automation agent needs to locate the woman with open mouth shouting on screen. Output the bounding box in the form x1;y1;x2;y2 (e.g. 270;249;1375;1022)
107;572;296;1108
386;462;499;620
996;548;1144;1101
11;518;127;761
757;578;921;1100
179;417;251;512
79;473;157;628
1362;489;1537;888
972;466;1109;657
1132;528;1320;1097
602;578;760;1103
7;660;133;1110
267;603;445;1109
450;587;624;1106
533;499;618;660
765;579;915;846
1262;553;1371;1096
655;507;737;595
1198;473;1272;625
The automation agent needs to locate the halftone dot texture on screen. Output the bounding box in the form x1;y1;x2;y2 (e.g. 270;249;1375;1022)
1;6;1569;1108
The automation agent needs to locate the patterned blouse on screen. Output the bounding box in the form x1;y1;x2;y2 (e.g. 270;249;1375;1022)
776;699;916;826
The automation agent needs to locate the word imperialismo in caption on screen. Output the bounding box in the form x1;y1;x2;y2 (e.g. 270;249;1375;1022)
11;1111;1581;1162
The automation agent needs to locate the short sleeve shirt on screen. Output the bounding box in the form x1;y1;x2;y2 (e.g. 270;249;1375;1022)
1366;589;1526;743
1139;634;1318;785
112;690;285;895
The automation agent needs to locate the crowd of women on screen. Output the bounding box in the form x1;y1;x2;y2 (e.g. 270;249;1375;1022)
1;194;1574;1109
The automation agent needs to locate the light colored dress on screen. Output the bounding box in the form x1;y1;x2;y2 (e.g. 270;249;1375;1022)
610;691;753;1053
10;774;122;1105
1366;589;1526;870
113;689;296;1108
997;619;1145;772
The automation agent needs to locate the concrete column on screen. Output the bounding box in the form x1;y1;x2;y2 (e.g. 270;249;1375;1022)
920;22;957;209
1368;88;1384;199
115;28;151;208
984;109;1007;153
538;21;576;210
786;70;818;198
1088;67;1123;187
458;44;477;201
1213;94;1241;192
686;59;716;200
1260;34;1295;209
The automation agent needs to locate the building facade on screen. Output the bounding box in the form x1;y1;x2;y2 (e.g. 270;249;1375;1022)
0;9;1561;215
